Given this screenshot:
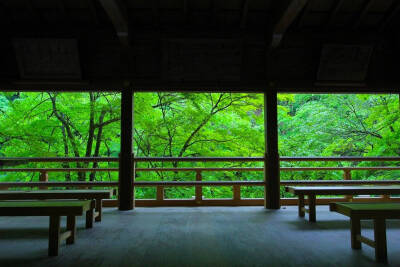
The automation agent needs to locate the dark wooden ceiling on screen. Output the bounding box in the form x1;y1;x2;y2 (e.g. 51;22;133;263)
0;0;399;92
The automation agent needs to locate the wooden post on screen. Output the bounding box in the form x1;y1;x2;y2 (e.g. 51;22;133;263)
264;90;280;209
118;89;134;210
308;194;316;222
233;185;241;203
86;208;94;229
39;171;48;190
351;216;362;249
195;170;202;203
95;198;102;222
298;193;305;217
374;219;387;262
48;215;61;256
156;186;164;201
343;169;353;201
66;216;76;245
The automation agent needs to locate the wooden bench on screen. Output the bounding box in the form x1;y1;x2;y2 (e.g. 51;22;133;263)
330;202;400;263
0;190;112;222
286;186;400;222
0;200;95;256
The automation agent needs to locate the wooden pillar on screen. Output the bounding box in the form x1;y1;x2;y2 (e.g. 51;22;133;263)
195;170;203;203
39;171;49;190
264;90;280;209
118;89;134;210
343;169;353;201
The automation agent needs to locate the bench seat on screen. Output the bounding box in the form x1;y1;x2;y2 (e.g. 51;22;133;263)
0;200;95;256
286;186;400;222
0;190;112;222
330;202;400;263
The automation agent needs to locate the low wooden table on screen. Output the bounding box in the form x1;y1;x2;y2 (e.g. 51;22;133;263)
0;190;112;222
286;186;400;222
0;200;95;256
330;202;400;263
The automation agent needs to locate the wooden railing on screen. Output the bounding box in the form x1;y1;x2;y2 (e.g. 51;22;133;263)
1;156;400;207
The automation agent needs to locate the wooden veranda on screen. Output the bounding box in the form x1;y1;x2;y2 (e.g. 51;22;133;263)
0;0;400;210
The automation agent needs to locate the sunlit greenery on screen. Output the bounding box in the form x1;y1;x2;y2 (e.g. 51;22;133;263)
0;92;399;198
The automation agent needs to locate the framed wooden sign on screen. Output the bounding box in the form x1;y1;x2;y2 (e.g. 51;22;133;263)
13;38;82;79
317;44;373;81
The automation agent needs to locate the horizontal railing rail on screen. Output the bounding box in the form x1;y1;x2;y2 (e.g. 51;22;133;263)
1;156;400;207
2;156;400;162
2;180;400;188
2;166;400;172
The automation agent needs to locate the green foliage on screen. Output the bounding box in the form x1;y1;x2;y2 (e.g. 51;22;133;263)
0;92;399;198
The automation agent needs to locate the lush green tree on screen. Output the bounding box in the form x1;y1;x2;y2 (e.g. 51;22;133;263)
0;92;399;199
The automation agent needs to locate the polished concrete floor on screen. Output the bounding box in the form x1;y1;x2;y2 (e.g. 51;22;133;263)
0;206;400;267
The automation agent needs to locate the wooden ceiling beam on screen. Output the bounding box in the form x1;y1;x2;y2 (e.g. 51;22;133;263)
57;0;68;20
58;0;66;13
152;0;160;29
271;0;309;48
27;0;44;24
326;0;345;28
240;0;249;29
296;0;312;29
0;3;10;25
183;0;189;24
379;1;400;32
87;0;100;25
210;0;218;27
353;0;375;30
99;0;130;46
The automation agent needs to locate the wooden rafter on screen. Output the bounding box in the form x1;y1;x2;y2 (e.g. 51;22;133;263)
296;0;312;29
271;0;309;48
353;0;375;29
152;0;160;29
183;0;189;24
99;0;130;46
326;0;345;28
379;1;400;32
0;3;10;25
210;0;218;27
240;0;249;29
57;0;68;20
58;0;66;13
87;0;99;25
27;0;43;24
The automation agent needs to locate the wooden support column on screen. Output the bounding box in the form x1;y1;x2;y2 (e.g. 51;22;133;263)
39;171;49;190
119;89;134;210
264;90;280;209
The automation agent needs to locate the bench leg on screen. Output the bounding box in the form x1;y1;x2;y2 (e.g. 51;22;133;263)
86;208;94;229
374;219;387;263
298;194;305;217
350;217;361;249
49;215;61;256
308;194;316;222
66;216;76;245
95;198;102;222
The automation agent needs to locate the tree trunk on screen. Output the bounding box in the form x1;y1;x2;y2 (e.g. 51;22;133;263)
49;93;85;181
90;109;106;181
60;124;71;182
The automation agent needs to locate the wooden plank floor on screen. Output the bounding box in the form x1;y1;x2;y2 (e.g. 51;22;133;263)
0;206;400;266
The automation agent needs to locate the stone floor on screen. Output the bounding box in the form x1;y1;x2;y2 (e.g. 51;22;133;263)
0;206;400;267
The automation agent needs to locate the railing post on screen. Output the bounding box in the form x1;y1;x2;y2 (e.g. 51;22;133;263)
343;169;352;201
0;184;8;190
195;170;202;203
39;171;49;190
156;186;164;201
233;185;241;203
